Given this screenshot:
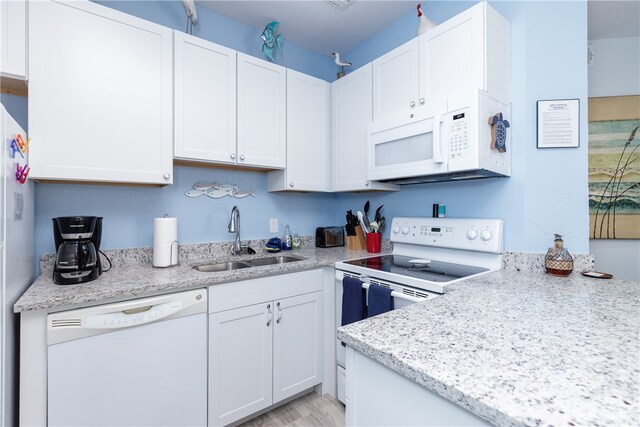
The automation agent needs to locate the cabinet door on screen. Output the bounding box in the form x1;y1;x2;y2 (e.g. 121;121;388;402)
331;64;398;192
0;0;27;80
174;32;236;165
283;70;330;191
372;38;419;122
273;292;323;403
237;53;286;169
28;0;173;185
209;302;273;426
421;6;484;101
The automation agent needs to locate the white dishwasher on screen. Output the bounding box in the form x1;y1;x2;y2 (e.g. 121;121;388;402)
47;288;207;427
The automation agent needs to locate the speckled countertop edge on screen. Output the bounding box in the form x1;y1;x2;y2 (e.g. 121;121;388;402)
338;271;639;427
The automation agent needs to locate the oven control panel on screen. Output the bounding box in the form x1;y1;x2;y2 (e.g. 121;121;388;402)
390;217;503;253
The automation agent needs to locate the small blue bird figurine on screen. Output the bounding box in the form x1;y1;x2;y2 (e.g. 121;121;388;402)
260;21;282;63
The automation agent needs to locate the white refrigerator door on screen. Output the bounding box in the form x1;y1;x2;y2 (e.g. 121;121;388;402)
0;104;34;427
47;313;208;427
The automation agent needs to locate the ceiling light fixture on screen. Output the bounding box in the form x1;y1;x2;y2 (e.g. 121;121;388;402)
327;0;355;12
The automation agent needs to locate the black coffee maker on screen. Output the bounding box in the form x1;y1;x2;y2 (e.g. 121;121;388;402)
52;216;103;285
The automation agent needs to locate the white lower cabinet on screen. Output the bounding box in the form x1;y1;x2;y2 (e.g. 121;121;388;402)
209;302;274;426
272;292;323;402
208;270;323;426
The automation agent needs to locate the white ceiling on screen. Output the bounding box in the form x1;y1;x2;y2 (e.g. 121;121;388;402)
196;1;640;55
196;0;417;55
588;1;640;40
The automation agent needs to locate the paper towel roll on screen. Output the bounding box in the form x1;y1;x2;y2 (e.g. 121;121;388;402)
153;217;178;267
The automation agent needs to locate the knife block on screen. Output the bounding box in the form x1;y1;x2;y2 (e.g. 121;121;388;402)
347;227;367;251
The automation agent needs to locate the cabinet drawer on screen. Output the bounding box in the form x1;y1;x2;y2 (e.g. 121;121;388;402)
208;269;323;313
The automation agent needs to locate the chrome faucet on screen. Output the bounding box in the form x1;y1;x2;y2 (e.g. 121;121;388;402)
228;206;245;255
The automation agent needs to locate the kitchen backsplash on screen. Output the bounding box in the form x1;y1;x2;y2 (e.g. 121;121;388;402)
502;252;595;275
39;238;394;274
41;244;594;278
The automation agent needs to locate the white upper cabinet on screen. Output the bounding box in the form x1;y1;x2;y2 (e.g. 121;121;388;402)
28;0;173;185
0;0;27;81
237;53;286;169
372;38;420;123
372;2;509;125
332;64;398;192
174;32;236;165
421;2;510;103
267;70;330;192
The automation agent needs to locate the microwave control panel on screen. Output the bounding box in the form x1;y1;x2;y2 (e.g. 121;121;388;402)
448;111;470;160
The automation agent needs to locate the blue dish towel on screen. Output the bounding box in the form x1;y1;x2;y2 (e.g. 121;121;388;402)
367;284;394;318
341;276;367;327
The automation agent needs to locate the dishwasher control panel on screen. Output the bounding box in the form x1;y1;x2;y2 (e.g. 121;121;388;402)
47;289;206;345
85;301;182;328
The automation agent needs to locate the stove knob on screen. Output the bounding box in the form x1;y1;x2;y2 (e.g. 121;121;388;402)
481;230;493;241
466;229;478;240
402;226;410;235
392;225;400;234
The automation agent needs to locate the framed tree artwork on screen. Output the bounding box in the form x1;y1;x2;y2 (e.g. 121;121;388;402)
588;95;640;239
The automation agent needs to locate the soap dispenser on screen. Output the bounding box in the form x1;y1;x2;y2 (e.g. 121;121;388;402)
545;234;574;276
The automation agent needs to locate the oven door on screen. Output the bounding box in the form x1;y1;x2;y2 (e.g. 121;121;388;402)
368;100;449;181
334;270;437;404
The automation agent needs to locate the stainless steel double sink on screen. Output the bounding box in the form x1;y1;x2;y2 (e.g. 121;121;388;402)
193;256;303;272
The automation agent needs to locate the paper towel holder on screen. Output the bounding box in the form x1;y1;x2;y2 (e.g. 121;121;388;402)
169;240;179;267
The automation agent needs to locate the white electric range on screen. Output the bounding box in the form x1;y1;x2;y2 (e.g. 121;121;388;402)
333;217;504;403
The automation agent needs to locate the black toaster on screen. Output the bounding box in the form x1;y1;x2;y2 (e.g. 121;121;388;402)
315;226;345;248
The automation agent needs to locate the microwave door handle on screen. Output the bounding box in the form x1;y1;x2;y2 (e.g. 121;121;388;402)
433;114;444;164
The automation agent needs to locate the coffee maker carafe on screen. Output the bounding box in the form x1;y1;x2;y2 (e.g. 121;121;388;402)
53;216;103;285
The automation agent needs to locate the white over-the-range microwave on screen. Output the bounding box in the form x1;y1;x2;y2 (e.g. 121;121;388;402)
368;90;511;184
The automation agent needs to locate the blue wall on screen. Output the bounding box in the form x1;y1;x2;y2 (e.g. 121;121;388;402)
0;94;27;130
31;0;590;266
35;166;336;258
95;0;336;82
334;0;590;254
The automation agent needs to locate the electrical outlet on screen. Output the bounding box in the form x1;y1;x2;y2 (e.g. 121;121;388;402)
270;218;279;234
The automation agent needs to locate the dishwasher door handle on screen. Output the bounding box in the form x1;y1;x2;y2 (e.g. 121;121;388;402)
122;306;152;315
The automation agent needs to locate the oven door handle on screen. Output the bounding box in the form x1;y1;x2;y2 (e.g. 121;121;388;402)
335;271;369;283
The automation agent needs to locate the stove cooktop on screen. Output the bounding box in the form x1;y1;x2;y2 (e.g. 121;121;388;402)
342;254;489;283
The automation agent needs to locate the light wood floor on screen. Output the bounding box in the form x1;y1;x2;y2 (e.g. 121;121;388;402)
239;392;345;427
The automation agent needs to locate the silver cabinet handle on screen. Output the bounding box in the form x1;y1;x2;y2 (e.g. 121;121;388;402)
364;181;370;187
230;153;236;160
419;98;425;104
289;182;294;187
410;113;414;118
276;302;282;323
266;304;272;326
163;173;171;180
240;155;245;161
410;101;416;108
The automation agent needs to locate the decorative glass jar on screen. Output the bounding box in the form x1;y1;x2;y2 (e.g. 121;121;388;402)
545;234;574;276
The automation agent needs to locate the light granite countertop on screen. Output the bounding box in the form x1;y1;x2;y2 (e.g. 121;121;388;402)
338;270;639;427
14;242;387;313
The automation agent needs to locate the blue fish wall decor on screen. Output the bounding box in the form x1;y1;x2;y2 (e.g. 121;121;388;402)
260;21;282;63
